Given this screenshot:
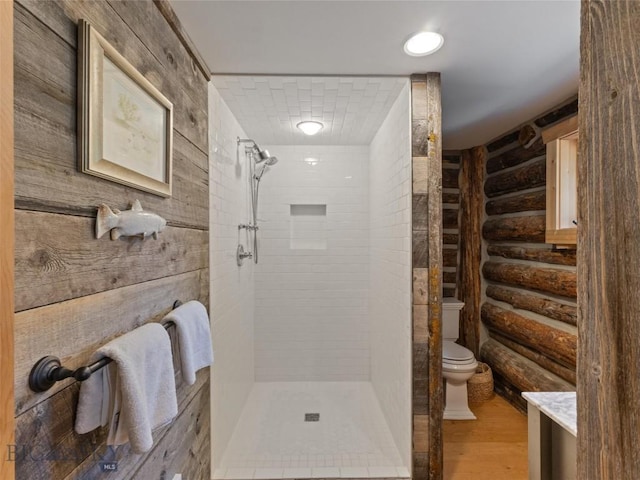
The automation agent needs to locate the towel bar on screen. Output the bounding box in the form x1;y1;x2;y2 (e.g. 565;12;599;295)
28;300;183;393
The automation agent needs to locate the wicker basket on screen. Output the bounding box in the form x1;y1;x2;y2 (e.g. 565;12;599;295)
467;362;494;404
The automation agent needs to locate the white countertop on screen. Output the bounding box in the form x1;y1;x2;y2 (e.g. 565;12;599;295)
522;391;577;437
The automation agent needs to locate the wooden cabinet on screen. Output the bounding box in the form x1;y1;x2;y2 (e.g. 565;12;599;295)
543;116;578;246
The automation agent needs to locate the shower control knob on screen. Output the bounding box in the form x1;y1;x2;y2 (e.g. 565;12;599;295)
236;244;253;266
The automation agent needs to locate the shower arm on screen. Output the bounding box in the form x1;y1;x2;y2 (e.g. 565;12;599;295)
237;137;260;154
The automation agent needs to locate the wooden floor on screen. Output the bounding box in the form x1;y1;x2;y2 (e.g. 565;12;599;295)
444;394;528;480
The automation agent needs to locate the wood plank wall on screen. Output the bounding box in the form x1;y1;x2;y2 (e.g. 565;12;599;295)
442;152;460;298
579;1;640;477
13;1;210;479
411;73;443;480
477;97;579;412
1;2;16;479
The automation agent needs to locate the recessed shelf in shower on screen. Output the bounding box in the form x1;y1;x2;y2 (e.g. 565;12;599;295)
290;204;327;250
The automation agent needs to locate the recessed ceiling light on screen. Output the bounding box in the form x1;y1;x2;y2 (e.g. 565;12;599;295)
297;121;323;136
404;31;444;57
305;157;319;166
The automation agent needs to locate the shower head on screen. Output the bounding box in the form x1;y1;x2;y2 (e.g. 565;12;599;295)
256;148;278;166
238;137;278;167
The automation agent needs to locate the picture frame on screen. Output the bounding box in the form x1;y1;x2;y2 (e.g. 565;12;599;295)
77;19;173;197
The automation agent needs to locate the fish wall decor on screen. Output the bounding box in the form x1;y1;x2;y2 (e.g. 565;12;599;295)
96;200;167;240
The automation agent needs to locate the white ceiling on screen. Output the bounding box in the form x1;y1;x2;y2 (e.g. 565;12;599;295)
211;76;407;145
171;0;580;149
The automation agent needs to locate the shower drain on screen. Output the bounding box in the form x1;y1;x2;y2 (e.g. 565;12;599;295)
304;413;320;422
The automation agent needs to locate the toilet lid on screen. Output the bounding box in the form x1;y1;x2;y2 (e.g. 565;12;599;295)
443;341;475;362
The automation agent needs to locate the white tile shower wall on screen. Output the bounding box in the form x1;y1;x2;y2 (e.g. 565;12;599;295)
209;83;255;467
368;82;412;469
255;145;370;381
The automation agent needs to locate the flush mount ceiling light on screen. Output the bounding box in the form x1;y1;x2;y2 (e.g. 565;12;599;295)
304;157;319;166
404;31;444;57
297;121;323;136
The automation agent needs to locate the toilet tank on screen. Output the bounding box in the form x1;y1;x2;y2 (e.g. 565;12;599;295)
442;298;465;341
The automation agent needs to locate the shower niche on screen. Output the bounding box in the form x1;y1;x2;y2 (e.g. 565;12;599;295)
290;204;327;250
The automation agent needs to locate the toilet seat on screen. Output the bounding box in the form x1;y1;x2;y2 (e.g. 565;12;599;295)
443;341;475;364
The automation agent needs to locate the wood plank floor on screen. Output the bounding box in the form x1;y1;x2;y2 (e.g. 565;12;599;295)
444;394;528;480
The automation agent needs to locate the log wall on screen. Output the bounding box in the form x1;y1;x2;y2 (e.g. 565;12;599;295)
478;97;579;412
13;1;210;479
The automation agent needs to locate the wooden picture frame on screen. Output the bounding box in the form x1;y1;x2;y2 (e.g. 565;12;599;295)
78;19;173;197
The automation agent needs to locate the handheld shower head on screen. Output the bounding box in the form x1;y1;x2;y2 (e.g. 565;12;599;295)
237;138;279;166
256;148;278;165
254;164;269;181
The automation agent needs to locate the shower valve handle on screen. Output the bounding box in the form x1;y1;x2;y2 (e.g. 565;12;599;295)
236;244;253;266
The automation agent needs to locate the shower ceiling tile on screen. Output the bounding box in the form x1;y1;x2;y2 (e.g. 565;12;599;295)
211;76;407;145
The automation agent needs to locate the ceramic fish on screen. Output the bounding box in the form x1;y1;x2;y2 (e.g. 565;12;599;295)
96;200;167;240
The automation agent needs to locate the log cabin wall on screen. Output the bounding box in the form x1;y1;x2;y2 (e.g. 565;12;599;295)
442;152;460;299
13;1;210;479
476;97;579;412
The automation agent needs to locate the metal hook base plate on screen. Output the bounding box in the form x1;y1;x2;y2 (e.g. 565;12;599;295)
29;356;61;392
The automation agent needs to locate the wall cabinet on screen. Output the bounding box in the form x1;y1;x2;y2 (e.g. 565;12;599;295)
543;116;578;246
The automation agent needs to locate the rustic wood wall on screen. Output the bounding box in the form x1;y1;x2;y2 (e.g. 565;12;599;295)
456;147;484;357
411;73;443;480
578;1;640;477
442;152;460;299
477;97;579;412
13;1;210;479
1;2;15;479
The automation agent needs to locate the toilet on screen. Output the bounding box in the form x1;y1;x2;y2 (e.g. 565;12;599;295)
442;298;477;420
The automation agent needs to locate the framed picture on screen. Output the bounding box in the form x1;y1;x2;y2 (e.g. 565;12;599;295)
78;19;173;197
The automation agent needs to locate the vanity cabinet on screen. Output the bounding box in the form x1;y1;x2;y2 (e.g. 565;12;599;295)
522;392;576;480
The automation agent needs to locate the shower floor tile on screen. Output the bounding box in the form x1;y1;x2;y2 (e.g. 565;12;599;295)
218;382;407;479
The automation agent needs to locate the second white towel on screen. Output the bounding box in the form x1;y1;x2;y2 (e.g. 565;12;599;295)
162;300;214;385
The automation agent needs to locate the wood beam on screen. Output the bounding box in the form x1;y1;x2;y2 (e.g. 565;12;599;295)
487;245;576;267
486;285;577;326
411;73;443;480
486;189;546;215
481;303;577;368
483;261;576;298
458;146;485;356
578;1;640;477
484;159;545;197
480;339;574;393
483;215;546;242
489;331;576;385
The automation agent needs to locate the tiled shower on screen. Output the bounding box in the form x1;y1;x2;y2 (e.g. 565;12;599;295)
209;77;412;479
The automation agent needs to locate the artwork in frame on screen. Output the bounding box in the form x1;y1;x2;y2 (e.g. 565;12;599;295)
78;19;173;197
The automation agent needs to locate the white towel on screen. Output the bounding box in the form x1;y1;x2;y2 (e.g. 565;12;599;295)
75;323;178;453
162;300;213;385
